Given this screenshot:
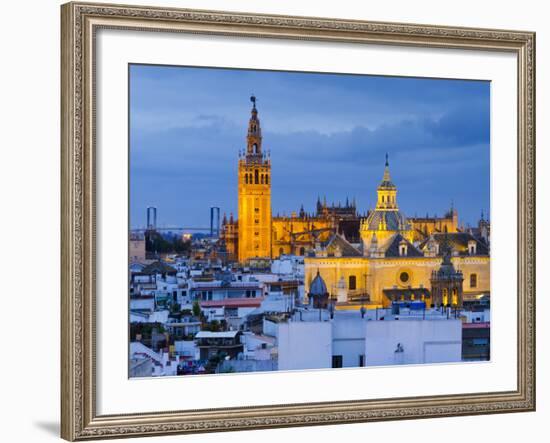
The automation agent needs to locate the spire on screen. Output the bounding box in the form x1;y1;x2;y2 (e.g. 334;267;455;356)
245;95;263;160
382;152;392;184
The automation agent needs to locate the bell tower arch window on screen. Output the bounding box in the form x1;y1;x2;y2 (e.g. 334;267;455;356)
254;169;259;184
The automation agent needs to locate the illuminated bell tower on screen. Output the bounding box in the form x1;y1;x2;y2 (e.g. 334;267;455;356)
238;95;272;262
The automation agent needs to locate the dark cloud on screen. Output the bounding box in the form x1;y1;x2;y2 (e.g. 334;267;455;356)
129;65;490;228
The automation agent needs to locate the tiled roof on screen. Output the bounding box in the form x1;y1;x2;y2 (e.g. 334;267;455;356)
383;234;424;257
142;261;177;275
200;298;264;308
462;322;490;329
419;232;489;256
323;233;362;257
364;209;410;231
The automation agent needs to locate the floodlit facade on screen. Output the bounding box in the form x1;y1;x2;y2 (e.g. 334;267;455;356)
304;159;490;307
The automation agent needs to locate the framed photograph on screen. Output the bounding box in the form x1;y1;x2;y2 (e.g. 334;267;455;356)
61;1;536;440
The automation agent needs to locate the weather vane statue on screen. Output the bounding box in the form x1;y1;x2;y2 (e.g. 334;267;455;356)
250;94;257;107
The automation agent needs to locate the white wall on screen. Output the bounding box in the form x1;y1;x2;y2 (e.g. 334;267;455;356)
130;297;155;311
332;313;367;368
1;1;548;443
174;340;198;358
278;321;332;370
364;320;462;366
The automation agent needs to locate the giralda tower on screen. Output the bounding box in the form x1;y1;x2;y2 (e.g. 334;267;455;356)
237;96;272;263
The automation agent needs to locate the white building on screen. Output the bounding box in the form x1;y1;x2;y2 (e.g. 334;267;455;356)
275;309;462;371
174;340;199;360
277;321;332;370
363;318;462;366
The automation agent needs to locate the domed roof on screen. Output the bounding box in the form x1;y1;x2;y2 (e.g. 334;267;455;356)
379;179;396;189
363;209;410;232
310;271;328;296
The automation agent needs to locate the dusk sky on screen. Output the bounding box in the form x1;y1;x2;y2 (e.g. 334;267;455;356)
129;64;490;230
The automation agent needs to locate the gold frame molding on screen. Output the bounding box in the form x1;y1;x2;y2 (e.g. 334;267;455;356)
61;2;536;440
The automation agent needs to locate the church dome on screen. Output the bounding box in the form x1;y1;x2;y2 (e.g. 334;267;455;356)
363;209;410;231
310;271;328;296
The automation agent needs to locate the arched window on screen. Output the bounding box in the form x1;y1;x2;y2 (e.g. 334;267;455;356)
442;288;448;306
299;246;305;256
253;143;258;153
254;169;259;184
470;273;477;288
348;275;357;290
265;174;269;185
452;288;458;306
382;195;385;203
260;174;264;184
244;174;248;184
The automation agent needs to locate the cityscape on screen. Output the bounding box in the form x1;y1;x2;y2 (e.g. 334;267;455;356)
129;66;490;377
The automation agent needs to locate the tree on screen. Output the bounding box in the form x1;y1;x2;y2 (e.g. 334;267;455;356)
209;320;220;332
192;300;202;318
145;230;191;255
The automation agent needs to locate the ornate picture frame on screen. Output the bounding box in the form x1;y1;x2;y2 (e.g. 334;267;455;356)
61;1;535;440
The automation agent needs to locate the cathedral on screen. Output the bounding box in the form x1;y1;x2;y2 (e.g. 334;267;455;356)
220;97;490;307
